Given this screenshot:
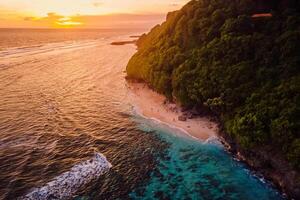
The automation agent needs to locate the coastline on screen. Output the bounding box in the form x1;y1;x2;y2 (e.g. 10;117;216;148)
126;81;218;141
126;80;298;199
219;129;299;199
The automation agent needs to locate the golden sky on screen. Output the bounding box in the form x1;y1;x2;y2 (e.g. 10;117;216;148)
0;0;189;28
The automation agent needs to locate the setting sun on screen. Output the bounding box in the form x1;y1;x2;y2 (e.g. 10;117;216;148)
55;17;82;28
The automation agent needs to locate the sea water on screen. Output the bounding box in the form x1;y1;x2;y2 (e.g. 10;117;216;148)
0;29;284;199
129;116;284;200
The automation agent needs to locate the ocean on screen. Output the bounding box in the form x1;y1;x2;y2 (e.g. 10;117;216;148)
0;29;284;199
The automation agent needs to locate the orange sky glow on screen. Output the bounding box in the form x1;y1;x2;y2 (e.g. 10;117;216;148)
0;0;189;29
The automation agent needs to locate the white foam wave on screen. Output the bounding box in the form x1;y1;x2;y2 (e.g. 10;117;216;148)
21;153;112;200
203;136;222;145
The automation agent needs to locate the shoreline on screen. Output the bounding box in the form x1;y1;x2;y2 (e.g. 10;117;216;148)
126;81;218;141
131;104;207;142
126;80;293;199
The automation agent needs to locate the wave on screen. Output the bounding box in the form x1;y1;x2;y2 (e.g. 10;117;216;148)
0;40;102;58
21;153;112;200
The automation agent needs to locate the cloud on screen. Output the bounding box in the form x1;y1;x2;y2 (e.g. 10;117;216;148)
24;13;63;21
72;13;165;29
169;3;180;7
22;12;82;27
46;12;61;18
4;11;166;29
23;16;35;21
92;1;104;8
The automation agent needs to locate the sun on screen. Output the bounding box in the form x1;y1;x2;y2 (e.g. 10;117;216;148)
54;16;82;28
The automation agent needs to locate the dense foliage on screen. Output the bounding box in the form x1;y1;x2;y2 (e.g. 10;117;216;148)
126;0;300;169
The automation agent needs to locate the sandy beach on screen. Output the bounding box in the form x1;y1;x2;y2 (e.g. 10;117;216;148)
126;82;218;141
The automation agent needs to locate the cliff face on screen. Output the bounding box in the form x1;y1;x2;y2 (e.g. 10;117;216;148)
126;0;300;198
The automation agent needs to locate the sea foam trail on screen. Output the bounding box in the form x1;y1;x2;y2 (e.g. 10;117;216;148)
21;153;112;200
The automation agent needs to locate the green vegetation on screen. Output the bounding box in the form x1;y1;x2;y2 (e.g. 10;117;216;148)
126;0;300;169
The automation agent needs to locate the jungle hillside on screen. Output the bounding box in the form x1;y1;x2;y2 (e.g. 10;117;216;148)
127;0;300;197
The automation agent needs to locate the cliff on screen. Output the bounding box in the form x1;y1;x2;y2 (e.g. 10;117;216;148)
126;0;300;198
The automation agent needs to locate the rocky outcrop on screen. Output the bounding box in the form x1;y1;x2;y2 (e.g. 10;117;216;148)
178;115;187;121
218;131;300;199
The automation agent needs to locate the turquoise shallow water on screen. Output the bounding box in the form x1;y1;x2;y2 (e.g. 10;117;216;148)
130;116;284;200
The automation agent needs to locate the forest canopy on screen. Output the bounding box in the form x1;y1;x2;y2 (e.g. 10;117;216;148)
126;0;300;169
